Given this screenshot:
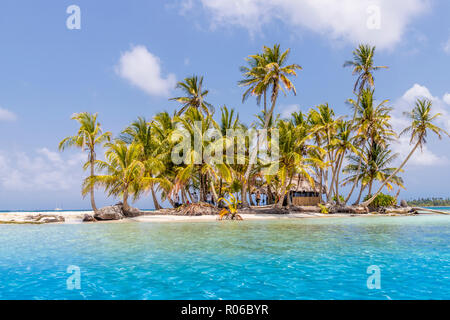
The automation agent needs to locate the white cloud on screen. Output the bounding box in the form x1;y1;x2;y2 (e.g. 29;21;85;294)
401;83;433;103
394;135;447;166
0;107;17;121
188;0;430;50
0;148;86;191
116;45;176;97
444;37;450;54
391;84;450;166
443;93;450;105
280;104;300;118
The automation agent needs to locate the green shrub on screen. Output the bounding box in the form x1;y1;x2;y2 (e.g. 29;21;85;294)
364;193;397;208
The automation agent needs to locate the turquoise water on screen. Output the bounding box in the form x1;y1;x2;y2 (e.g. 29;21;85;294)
0;215;449;300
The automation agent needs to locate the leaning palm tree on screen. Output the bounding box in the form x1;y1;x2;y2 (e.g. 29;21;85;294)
362;99;449;206
59;112;111;212
343;143;404;204
170;75;214;116
83;142;145;214
240;44;302;207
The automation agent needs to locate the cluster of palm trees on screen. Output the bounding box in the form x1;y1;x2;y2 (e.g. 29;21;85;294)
59;44;449;212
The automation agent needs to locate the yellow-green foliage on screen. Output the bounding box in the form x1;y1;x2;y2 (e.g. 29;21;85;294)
318;204;329;214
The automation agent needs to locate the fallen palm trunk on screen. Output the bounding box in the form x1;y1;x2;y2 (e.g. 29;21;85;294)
412;207;450;215
378;207;417;214
329;205;369;214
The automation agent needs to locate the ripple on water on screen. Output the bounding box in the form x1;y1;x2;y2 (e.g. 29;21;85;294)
0;215;449;300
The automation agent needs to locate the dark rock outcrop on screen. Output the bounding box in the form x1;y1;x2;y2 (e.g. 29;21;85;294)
400;200;409;208
94;205;125;221
91;203;144;221
82;214;97;222
122;206;144;218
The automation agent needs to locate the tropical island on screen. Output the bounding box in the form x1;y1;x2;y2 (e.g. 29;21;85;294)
408;198;450;207
2;44;449;224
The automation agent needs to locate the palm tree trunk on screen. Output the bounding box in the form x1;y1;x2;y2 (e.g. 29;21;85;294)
90;157;98;212
318;169;324;204
324;168;330;202
168;197;176;208
210;180;219;206
199;172;206;202
327;153;341;201
355;184;365;205
362;140;421;207
344;152;364;204
264;90;267;114
335;155;345;204
181;189;187;204
186;188;194;203
249;190;255;206
151;186;162;210
267;185;274;205
243;94;279;207
276;183;287;208
241;181;249;207
368;180;373;197
123;189;130;212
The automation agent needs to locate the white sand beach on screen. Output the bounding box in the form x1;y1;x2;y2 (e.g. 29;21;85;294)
0;209;429;225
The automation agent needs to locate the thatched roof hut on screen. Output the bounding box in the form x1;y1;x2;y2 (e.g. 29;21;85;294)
251;175;326;195
288;175;326;194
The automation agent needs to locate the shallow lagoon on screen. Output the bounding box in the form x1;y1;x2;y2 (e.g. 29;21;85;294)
0;215;449;300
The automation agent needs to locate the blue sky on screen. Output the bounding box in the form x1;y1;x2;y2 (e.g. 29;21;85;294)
0;0;449;210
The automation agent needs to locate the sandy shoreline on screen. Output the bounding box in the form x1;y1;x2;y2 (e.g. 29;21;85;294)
0;209;436;224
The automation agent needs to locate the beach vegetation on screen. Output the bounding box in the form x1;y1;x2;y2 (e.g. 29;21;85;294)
60;44;449;213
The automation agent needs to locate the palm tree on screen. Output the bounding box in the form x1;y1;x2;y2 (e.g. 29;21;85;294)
239;54;269;113
83;142;145;214
240;44;302;207
271;119;319;208
343;143;404;203
151;111;181;207
170;75;214;116
59;112;111;212
343;44;387;105
120;117;165;210
343;89;394;204
332;120;357;204
308;104;339;203
172;108;231;204
362;99;449;206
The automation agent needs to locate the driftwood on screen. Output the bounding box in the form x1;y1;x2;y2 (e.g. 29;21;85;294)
412;207;450;215
329;205;369;214
378;207;417;214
